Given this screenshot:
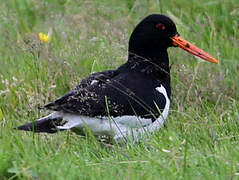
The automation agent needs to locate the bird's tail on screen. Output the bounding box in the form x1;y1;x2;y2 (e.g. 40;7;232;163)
16;113;64;133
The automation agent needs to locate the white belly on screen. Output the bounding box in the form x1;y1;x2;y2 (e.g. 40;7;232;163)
56;85;170;142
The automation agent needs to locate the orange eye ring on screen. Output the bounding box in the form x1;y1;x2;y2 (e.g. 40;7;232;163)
156;23;165;30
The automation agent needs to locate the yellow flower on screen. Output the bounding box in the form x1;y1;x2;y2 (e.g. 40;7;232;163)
39;32;50;43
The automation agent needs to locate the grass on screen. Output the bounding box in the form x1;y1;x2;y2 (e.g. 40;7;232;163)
0;0;239;179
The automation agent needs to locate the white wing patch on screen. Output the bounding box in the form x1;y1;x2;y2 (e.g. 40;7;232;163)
113;84;170;142
90;80;98;85
56;84;170;142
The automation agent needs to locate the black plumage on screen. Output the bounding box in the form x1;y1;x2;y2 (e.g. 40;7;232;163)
17;14;186;137
17;14;176;134
42;14;176;120
44;60;168;120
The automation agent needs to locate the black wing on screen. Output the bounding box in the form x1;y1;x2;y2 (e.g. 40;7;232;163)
74;70;117;89
44;70;166;120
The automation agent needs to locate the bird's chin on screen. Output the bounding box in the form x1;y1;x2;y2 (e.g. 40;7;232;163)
163;38;176;48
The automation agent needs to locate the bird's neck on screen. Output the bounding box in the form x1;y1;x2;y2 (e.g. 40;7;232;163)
120;51;171;98
127;50;170;75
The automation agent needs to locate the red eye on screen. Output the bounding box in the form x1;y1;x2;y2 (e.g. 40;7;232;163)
156;23;165;30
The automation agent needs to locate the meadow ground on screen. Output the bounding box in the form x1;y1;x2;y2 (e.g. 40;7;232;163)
0;0;239;179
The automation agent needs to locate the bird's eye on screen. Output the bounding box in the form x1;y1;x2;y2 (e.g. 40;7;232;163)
156;23;166;30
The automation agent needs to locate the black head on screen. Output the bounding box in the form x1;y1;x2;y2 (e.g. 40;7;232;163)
128;14;219;65
126;14;218;99
128;14;178;62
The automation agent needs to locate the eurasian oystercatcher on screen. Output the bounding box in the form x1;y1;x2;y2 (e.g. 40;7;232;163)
17;14;218;142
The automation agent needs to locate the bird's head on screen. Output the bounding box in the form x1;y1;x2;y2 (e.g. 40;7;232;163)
128;14;218;64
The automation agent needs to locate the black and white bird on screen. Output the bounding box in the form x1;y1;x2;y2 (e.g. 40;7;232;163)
17;14;218;142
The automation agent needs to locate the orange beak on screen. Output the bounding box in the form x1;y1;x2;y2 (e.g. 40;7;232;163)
171;35;219;64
